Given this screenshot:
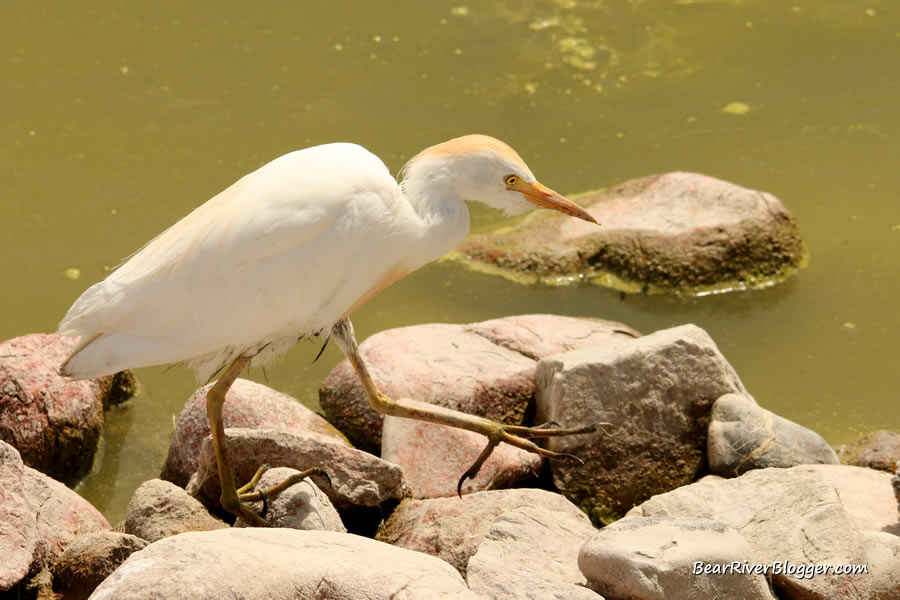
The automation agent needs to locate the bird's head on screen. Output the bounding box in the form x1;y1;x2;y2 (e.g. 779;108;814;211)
401;134;597;224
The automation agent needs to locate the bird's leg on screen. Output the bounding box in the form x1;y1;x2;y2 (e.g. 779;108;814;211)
331;318;604;491
205;356;271;526
206;358;330;526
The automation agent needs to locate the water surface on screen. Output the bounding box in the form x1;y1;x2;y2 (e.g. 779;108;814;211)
2;0;898;523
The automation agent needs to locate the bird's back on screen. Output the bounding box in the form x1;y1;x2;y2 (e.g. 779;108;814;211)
60;143;418;381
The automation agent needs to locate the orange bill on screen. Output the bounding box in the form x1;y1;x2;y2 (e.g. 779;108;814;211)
511;180;598;224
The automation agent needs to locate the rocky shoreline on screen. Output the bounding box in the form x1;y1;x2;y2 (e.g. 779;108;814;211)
1;315;898;599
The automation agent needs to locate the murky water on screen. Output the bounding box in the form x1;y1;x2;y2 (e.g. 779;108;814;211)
2;0;898;523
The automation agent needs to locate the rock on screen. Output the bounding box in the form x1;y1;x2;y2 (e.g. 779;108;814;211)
162;378;349;487
794;464;899;535
627;466;885;599
0;441;110;591
466;504;600;599
0;441;38;590
0;333;136;482
89;528;479;600
707;393;839;476
233;467;345;531
861;531;900;600
320;315;638;453
50;531;148;600
578;517;775;600
838;430;900;473
381;416;542;498
451;172;805;294
320;323;534;453
893;467;900;512
122;479;228;543
535;324;749;523
187;428;407;516
377;488;591;578
464;314;640;360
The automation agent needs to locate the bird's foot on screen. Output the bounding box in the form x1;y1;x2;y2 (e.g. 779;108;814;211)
457;420;610;497
223;464;331;526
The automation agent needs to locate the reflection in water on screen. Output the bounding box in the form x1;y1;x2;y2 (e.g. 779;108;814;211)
1;1;898;522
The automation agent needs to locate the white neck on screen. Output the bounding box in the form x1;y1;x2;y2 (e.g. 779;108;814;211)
401;166;472;263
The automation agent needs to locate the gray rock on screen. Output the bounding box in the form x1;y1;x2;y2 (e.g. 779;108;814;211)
861;530;900;600
627;466;882;599
122;479;227;543
707;393;839;476
0;333;135;482
452;172;805;293
466;504;600;599
535;324;749;523
578;517;774;600
162;377;348;487
234;466;345;531
187;428;407;512
50;531;148;600
381;415;542;498
319;315;638;452
377;488;590;578
88;529;479;599
838;430;900;473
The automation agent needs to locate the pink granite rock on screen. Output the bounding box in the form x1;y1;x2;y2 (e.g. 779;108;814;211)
122;479;228;543
162;378;349;487
0;440;110;591
381;415;542;498
377;488;590;578
187;428;407;513
320;315;637;453
0;333;135;481
89;529;479;600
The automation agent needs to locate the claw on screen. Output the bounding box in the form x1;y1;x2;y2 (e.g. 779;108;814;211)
457;437;501;498
257;488;269;519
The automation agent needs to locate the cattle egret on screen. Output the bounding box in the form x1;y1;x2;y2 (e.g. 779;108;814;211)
59;135;599;525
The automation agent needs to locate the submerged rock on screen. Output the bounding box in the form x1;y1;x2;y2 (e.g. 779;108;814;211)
88;529;479;600
452;172;805;294
535;324;748;524
162;377;348;487
707;393;839;476
320;314;637;452
0;333;136;482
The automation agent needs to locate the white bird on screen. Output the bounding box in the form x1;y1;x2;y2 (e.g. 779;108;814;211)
59;134;599;525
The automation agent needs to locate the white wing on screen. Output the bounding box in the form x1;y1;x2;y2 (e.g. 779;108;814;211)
60;143;421;380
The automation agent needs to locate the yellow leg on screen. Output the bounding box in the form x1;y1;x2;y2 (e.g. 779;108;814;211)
331;318;605;494
206;357;271;526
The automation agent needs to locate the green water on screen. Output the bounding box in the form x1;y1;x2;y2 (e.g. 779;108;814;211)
2;0;898;524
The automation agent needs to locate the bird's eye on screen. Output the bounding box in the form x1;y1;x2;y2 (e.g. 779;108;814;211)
504;175;518;186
